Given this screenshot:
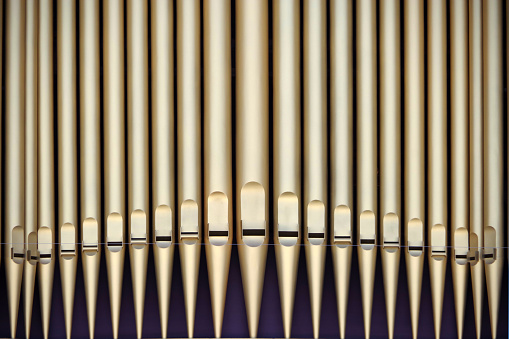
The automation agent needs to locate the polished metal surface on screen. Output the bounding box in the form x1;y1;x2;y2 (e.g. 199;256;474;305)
273;1;300;337
404;1;425;338
0;3;506;339
427;0;448;337
104;0;126;338
151;1;175;338
330;1;353;338
57;1;79;337
356;1;377;337
177;0;202;337
79;1;102;337
235;1;269;337
204;0;233;337
5;1;26;338
483;1;505;338
37;1;56;338
24;1;38;337
468;2;484;337
450;0;469;336
127;0;150;337
379;1;401;338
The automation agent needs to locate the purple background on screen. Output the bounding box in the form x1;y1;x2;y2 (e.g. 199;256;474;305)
0;244;506;338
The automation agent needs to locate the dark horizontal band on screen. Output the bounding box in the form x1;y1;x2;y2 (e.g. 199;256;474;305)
278;231;298;238
243;229;265;237
156;236;172;242
308;232;324;239
209;231;229;237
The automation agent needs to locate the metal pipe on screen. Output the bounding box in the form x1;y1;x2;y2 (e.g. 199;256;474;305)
427;0;448;337
403;1;425;337
24;1;38;336
151;1;175;338
355;0;378;336
37;1;55;338
235;0;269;336
450;0;470;336
5;2;26;337
379;1;401;338
127;0;150;337
468;2;484;337
204;0;233;337
103;0;125;337
57;1;79;337
79;1;102;337
330;1;353;337
273;0;300;337
177;0;202;337
482;1;504;337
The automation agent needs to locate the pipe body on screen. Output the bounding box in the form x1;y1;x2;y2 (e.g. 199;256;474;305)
204;0;233;337
151;1;175;338
235;1;269;337
273;1;300;338
330;1;353;338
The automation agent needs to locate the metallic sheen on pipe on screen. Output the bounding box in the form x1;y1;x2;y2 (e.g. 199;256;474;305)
177;0;202;337
24;1;38;336
303;1;327;338
450;1;470;336
37;1;56;338
57;1;79;337
404;1;425;338
356;0;378;336
104;0;125;337
79;1;102;337
273;1;300;338
235;1;269;337
204;0;233;337
151;1;175;338
330;1;353;338
482;1;504;337
5;2;26;337
468;2;484;337
380;1;401;338
427;0;448;337
127;0;150;337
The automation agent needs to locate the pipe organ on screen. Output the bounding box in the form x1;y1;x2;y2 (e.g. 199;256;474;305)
0;0;507;338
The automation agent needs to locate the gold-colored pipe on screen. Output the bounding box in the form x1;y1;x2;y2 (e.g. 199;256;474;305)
37;1;55;338
0;0;4;291
79;1;101;338
427;1;448;337
273;1;300;338
57;0;78;337
450;1;470;337
355;1;377;337
204;0;232;338
104;0;125;338
24;1;38;337
330;1;353;338
404;1;425;338
177;0;202;337
151;1;175;338
235;1;269;337
468;2;484;337
482;1;504;338
0;0;3;274
5;1;26;338
379;1;401;338
303;1;327;338
127;0;149;337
